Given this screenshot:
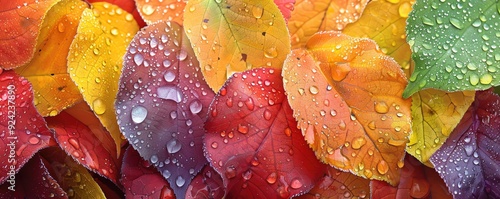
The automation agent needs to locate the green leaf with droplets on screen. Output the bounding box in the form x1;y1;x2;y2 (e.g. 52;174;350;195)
403;0;500;97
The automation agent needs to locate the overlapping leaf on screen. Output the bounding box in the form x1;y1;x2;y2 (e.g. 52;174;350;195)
288;0;368;49
0;0;60;69
116;21;214;198
407;89;475;164
136;0;186;25
15;0;87;116
430;90;500;199
184;0;291;91
0;71;53;184
88;0;147;27
404;0;500;97
273;0;295;22
186;165;225;199
67;2;139;154
205;68;326;198
371;155;452;199
283;32;411;185
121;146;175;199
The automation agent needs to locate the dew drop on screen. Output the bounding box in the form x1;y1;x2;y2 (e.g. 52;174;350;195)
480;74;493;84
351;137;366;149
309;86;319;95
141;5;155;16
374;102;389;114
110;28;118;36
264;109;272;120
189;99;203;114
150;155;158;164
57;23;65;32
264;47;278;58
331;63;351;81
166;139;182;154
162;170;171;179
377;160;389;175
28;136;40;144
157;86;183;102
164;71;176;82
177;50;188;61
469;74;479;86
68;138;80;149
92;99;106;115
290;178;303;189
252;6;264;19
225;166;236;179
176;176;185;187
211;142;218;149
266;172;277;184
131;105;148;124
450;17;463;29
134;53;144;65
238;124;249;134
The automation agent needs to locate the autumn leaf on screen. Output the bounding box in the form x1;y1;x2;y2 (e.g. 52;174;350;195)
184;0;291;91
273;0;295;22
205;68;327;198
407;89;475;164
371;155;452;199
0;0;60;69
296;167;370;199
288;0;368;49
120;146;175;199
430;90;500;199
14;0;87;117
136;0;186;25
342;0;415;71
283;32;411;185
67;2;139;154
0;70;53;184
88;0;147;27
116;21;214;198
186;165;225;199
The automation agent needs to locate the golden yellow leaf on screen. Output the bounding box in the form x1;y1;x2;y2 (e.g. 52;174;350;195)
135;0;186;25
288;0;368;49
184;0;291;91
15;0;87;116
67;2;139;155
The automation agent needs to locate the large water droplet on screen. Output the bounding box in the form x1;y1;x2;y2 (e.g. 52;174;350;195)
290;178;302;189
92;99;106;115
141;4;155;16
134;53;144;65
189;99;202;114
166;139;182;154
162;170;171;179
331;63;351;81
351;137;366;149
463;145;474;156
176;175;185;187
377;160;389;175
225;166;236;179
309;86;319;95
266;172;277;184
252;6;264;19
150;155;159;164
265;47;278;58
164;71;176;82
157;86;183;102
131;105;148;124
450;17;463;29
238;124;249;134
374;101;389;114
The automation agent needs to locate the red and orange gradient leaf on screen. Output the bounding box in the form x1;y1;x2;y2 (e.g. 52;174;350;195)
186;165;225;199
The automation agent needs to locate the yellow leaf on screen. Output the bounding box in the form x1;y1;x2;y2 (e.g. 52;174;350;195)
343;0;415;71
135;0;186;25
184;0;291;91
288;0;369;49
15;0;87;116
407;89;475;163
67;2;139;155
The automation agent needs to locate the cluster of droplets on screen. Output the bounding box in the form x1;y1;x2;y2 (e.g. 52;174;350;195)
138;0;185;24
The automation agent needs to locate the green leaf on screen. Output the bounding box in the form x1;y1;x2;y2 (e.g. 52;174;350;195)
403;0;500;97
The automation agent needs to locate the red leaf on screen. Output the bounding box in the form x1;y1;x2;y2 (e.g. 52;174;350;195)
87;0;146;28
121;146;175;199
371;155;451;199
186;165;225;199
430;90;500;199
46;111;119;184
204;68;327;198
116;21;215;198
0;70;52;184
274;0;295;22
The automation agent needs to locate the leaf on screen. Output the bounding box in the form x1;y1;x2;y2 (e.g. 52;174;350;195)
0;155;67;198
14;0;87;117
273;0;295;22
404;0;500;97
371;155;452;199
116;21;215;198
136;0;186;25
46;111;119;184
41;147;106;198
88;0;147;27
205;68;327;198
0;0;60;69
183;0;291;91
296;168;370;199
67;2;139;154
121;146;175;199
430;90;500;199
407;90;475;164
0;70;53;184
186;165;225;199
342;0;415;71
282;32;411;185
287;0;368;49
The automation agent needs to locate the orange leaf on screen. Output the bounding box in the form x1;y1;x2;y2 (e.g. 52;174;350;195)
88;0;147;27
282;32;411;185
15;0;87;117
0;0;61;69
136;0;186;25
288;0;368;49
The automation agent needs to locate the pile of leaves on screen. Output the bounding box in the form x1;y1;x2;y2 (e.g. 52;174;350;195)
1;0;499;198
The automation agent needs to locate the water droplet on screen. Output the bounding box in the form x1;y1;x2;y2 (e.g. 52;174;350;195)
238;124;248;134
131;105;148;124
368;121;376;130
74;173;81;183
93;48;100;55
388;138;406;146
252;6;264;19
134;53;144;65
480;74;493;84
211;142;218;149
162;170;171;179
157;86;183;102
469;74;479;86
351;137;366;149
176;175;185;187
377;160;389;175
189;99;202;114
290;178;303;189
178;50;188;61
242;170;252;180
150;155;158;164
28;136;40;144
245;97;255;110
110;28;118;36
374;102;389;114
398;2;412;17
331;63;351;81
309;86;319;95
264;47;278;58
410;179;430;198
264;109;272;120
463;145;474;156
142;5;155;16
338;120;346;130
166;139;182;154
163;71;176;82
397;160;404;168
266;172;277;184
225;166;236;179
450;18;463;29
92;99;106;115
57;23;65;32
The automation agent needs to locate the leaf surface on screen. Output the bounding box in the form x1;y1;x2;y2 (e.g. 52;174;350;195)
205;68;326;198
0;70;53;184
88;0;147;27
430;90;500;199
15;0;87;116
0;0;60;69
136;0;186;25
283;32;411;185
67;2;139;154
288;0;368;49
273;0;295;22
296;168;370;199
404;0;500;97
186;165;225;199
184;0;291;91
116;21;214;198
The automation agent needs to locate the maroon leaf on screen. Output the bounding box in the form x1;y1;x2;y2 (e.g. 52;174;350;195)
430;90;500;199
0;154;67;198
186;165;225;199
46;111;119;184
121;146;175;199
116;21;215;198
204;68;327;198
0;70;52;184
371;155;451;199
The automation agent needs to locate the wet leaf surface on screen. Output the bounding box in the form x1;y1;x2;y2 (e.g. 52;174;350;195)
273;0;295;22
430;90;500;199
205;68;327;198
88;0;146;27
116;21;214;198
186;165;225;199
136;0;186;25
283;32;411;185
